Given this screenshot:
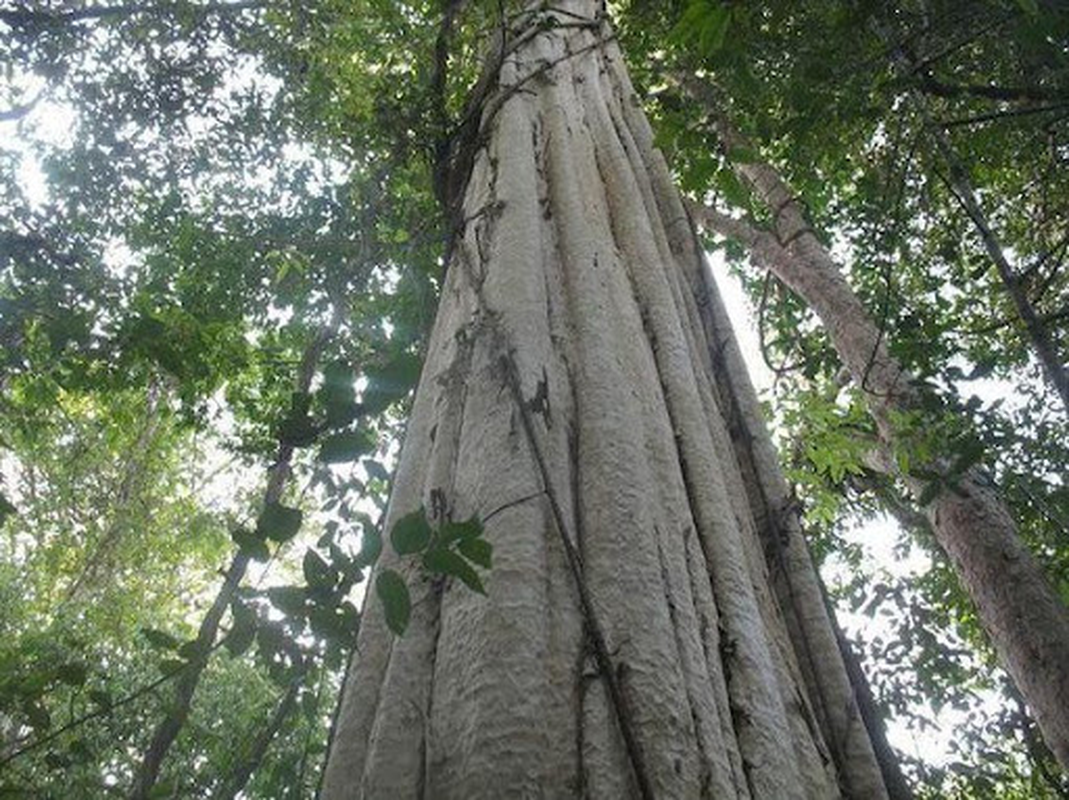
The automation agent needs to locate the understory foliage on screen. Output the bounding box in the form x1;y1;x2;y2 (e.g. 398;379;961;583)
0;0;1066;797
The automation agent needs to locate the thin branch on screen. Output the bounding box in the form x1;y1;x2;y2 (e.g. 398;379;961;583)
938;102;1069;129
212;675;302;800
869;17;1069;414
128;323;336;800
0;92;42;122
915;74;1069;104
0;639;225;767
931;122;1069;415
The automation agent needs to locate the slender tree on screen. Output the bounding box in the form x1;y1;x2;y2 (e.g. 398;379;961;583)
321;3;895;797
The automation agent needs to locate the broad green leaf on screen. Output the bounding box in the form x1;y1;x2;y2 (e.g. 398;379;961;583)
440;516;483;543
0;493;16;526
457;537;492;569
364;459;390;482
318;429;376;463
376;569;411;635
267;585;308;617
23;702;51;731
321;360;361;428
234;528;271;562
390;508;432;556
256;621;286;659
278;414;319;447
44;752;71;770
142;628;181;651
363;351;422;414
303;549;336;589
158;659;186;676
56;662;88;687
225;602;257;658
87;690;112;710
423;548;486;595
177;640;206;661
257;503;303;543
354;526;383;568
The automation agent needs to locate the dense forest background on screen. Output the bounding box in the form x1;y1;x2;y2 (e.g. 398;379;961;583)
1;0;1068;797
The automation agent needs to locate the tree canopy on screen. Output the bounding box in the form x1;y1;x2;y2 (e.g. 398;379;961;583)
1;1;1068;797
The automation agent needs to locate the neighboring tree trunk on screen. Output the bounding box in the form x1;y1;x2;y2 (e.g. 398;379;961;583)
321;4;891;797
684;80;1069;772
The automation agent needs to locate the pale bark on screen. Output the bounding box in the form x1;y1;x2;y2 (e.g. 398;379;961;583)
321;5;890;797
685;83;1069;772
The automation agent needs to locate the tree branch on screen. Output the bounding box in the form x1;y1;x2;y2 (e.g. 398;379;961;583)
212;675;302;800
914;73;1069;104
0;92;42;122
128;323;336;800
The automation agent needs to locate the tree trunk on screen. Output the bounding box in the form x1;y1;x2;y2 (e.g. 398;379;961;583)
321;4;891;797
685;83;1069;773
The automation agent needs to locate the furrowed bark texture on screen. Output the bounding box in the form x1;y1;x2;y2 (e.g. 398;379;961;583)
686;83;1069;772
321;5;890;797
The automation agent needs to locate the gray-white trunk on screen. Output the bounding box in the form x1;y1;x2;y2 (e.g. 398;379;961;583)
322;5;891;797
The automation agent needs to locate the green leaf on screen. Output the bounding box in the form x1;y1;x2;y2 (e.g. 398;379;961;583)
309;602;360;645
23;701;51;731
158;659;186;676
423;548;486;595
267;585;308;617
226;601;258;657
0;493;16;526
364;459;390;482
257;503;303;543
177;640;206;661
354;526;382;568
68;738;92;760
440;516;483;543
87;689;112;710
318;429;376;463
56;662;88;687
234;527;271;562
256;621;286;660
303;549;336;590
44;752;71;770
142;628;181;651
390;508;432;556
457;536;493;569
363;351;422;414
948;438;985;478
321;360;361;428
278;415;318;447
376;569;411;635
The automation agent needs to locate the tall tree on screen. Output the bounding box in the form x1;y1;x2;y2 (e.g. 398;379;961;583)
320;3;894;797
